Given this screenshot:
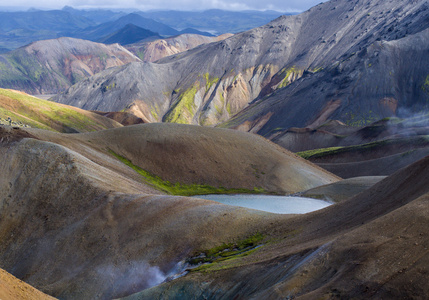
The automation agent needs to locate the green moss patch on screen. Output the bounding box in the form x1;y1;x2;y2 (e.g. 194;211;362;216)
278;66;300;89
297;136;429;160
343;110;378;127
109;150;267;196
422;75;429;93
164;83;199;124
204;73;219;93
297;147;343;159
187;233;264;272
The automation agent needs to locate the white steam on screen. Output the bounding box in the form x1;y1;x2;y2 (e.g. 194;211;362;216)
96;260;185;298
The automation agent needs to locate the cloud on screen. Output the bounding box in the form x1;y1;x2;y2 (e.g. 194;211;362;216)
5;0;324;12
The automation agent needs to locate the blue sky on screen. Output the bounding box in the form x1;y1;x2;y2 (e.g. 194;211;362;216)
0;0;324;12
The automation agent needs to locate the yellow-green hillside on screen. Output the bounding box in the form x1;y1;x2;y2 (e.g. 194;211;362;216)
0;89;122;133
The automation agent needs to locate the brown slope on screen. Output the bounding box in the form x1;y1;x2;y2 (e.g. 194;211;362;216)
91;111;145;126
0;135;268;299
0;123;327;299
1;115;428;299
26;123;339;194
0;268;56;300
271;127;344;152
127;152;429;300
272;115;429;178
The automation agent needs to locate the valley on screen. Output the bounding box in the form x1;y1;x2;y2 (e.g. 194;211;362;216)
1;0;429;299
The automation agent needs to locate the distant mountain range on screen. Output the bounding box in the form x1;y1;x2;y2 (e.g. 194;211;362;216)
0;9;94;51
97;24;162;45
0;7;284;51
138;9;287;35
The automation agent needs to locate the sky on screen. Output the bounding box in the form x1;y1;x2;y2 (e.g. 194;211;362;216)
0;0;324;13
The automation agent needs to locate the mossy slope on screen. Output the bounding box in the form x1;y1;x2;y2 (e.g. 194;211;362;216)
0;88;122;132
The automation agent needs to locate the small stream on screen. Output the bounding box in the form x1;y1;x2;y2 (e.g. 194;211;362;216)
193;194;332;214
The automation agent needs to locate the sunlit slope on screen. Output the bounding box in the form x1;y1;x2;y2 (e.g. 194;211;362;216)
0;37;140;94
0;88;122;132
0;268;56;300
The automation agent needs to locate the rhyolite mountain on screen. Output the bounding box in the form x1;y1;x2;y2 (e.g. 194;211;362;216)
126;33;233;62
0;34;237;95
0;37;140;94
53;0;429;127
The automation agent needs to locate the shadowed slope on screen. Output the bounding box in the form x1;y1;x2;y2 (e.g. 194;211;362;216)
98;24;161;45
300;176;386;203
291;116;429;178
125;154;429;299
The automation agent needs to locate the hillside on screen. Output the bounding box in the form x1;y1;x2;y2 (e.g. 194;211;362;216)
126;33;233;62
0;122;338;299
53;0;429;128
26;123;339;194
0;88;122;132
126;155;429;299
0;268;55;300
1;116;428;299
271;114;429;178
0;37;140;94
